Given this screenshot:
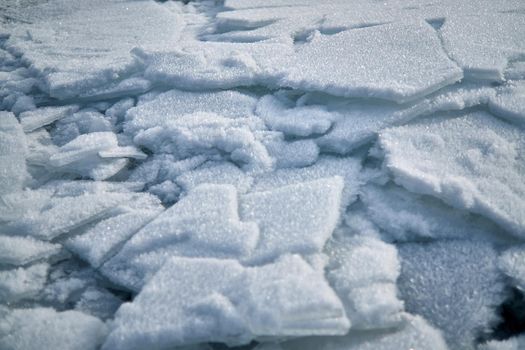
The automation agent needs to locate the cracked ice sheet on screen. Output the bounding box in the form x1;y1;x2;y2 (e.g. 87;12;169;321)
142;21;461;103
4;0;183;99
103;255;349;350
102;178;344;291
440;12;525;81
379;111;525;238
397;240;505;350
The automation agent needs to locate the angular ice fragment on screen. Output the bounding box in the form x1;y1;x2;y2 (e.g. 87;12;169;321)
0;235;61;266
252;156;361;209
49;132;129;180
74;286;123;320
278;314;448;350
19;105;79;132
66;210;162;268
0;263;48;303
283;21;462;103
264;138;319;169
103;255;349;349
325;235;403;329
379;111;525;238
479;335;525;350
8;192;129;240
5;0;183;99
240;177;344;263
176;161;254;194
101;184;259;290
397;241;505;349
0;307;107;350
125;89;258;135
489;82;525;128
360;183;509;243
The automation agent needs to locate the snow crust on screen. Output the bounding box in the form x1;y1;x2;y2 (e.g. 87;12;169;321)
1;0;524;348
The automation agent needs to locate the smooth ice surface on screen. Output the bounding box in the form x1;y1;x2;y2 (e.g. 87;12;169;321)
0;235;61;266
397;241;505;349
380;111;525;238
0;307;107;350
103;255;349;349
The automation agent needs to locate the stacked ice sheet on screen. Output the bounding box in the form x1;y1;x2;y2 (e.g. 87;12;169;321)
1;0;525;349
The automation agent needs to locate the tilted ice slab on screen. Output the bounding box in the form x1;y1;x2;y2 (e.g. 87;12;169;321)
142;21;461;103
275;314;447;350
282;21;462;103
103;255;349;349
0;307;107;350
441;12;525;81
124;89;258;135
19;105;79;133
397;241;505;350
360;183;509;243
498;245;525;292
5;192;135;241
0;112;27;194
257;83;495;154
5;0;183;99
489;82;525;128
379;111;525;238
325;235;404;330
102;178;344;291
0;235;61;267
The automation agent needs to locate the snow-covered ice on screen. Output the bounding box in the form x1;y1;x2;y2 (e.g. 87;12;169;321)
1;0;524;348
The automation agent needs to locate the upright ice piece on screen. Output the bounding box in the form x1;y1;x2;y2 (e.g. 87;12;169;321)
499;245;525;292
379;111;525;238
0;112;27;194
103;255;349;350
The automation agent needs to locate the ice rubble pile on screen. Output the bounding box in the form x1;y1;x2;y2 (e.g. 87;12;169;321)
0;0;525;349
